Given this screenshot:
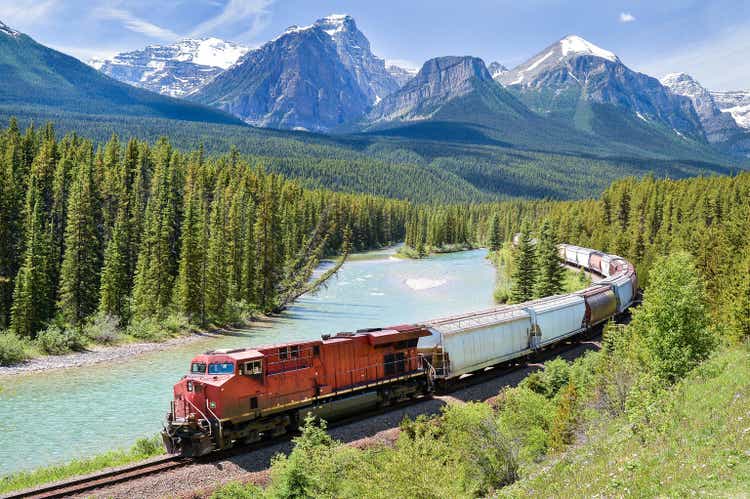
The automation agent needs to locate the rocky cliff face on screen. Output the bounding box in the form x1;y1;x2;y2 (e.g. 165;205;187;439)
661;73;744;143
367;56;530;125
316;15;399;102
191;14;399;131
91;38;249;97
499;35;706;141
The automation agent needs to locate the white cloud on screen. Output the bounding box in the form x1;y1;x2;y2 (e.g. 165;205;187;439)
94;6;179;40
189;0;275;39
0;0;59;26
619;12;636;23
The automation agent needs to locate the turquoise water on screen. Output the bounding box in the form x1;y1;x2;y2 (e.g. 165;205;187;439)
0;247;495;475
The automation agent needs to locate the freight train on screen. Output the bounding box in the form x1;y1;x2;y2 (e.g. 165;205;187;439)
162;244;638;456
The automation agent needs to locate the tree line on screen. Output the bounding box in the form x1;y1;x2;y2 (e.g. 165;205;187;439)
402;173;750;340
0;120;410;341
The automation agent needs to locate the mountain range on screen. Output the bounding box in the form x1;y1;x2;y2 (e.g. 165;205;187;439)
0;19;241;125
0;15;747;204
67;14;750;159
90;38;249;97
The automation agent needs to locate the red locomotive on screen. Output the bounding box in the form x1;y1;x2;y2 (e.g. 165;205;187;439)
162;326;431;456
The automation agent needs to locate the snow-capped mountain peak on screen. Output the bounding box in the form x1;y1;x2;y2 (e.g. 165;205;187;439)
316;14;352;36
559;35;618;62
91;37;250;97
661;72;746;143
0;19;20;37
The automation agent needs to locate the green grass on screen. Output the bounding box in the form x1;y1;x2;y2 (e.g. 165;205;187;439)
0;435;164;494
562;267;591;293
500;345;750;497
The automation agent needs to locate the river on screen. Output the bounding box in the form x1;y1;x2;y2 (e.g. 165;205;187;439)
0;247;495;475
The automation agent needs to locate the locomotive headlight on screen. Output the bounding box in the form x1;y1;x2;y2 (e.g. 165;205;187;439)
209;401;216;409
187;381;193;392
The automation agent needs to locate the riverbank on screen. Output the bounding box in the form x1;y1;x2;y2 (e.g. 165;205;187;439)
0;318;278;377
394;243;477;259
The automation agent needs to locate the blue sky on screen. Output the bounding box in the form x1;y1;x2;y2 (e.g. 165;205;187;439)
1;0;748;90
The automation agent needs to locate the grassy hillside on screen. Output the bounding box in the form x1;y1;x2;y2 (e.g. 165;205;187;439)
502;345;750;497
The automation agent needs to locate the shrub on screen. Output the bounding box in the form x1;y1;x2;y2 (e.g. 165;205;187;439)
211;482;263;499
630;252;716;383
126;316;167;341
440;402;519;493
84;314;122;344
266;416;354;499
131;435;163;457
0;332;29;366
520;357;571;398
549;383;579;450
36;325;85;355
496;386;555;461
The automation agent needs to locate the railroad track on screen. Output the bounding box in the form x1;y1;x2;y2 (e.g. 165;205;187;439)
1;455;190;499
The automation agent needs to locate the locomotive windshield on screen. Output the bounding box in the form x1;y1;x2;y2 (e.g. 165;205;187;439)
208;362;234;374
190;362;206;374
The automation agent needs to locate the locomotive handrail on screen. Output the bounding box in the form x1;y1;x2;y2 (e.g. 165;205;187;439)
184;397;211;436
205;399;222;444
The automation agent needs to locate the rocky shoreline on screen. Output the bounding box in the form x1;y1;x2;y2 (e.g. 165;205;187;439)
0;320;277;377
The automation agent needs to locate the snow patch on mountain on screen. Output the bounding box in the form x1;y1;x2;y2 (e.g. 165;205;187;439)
559;35;618;62
712;90;750;129
0;19;19;37
91;37;250;96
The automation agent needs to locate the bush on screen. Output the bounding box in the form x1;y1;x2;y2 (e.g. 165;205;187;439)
131;435;163;457
440;402;519;493
36;325;85;355
126;316;168;341
496;386;555;461
630;252;716;383
0;332;29;366
84;314;122;344
520;357;571;398
266;416;353;499
211;482;263;499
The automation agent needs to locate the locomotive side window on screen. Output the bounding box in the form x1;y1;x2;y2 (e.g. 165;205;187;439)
290;345;300;358
279;347;288;360
313;345;320;356
244;360;263;376
190;362;206;374
208;362;234;374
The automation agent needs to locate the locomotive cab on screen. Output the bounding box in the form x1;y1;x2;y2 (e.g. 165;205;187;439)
163;349;264;456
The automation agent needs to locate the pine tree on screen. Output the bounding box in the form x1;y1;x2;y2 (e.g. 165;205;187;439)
509;222;537;303
175;164;208;322
10;197;53;337
253;177;282;311
0;144;21;328
131;140;178;318
534;220;565;298
98;206;130;321
488;213;502;251
58;159;101;325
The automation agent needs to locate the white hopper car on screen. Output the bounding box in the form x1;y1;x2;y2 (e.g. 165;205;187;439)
418;244;637;381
